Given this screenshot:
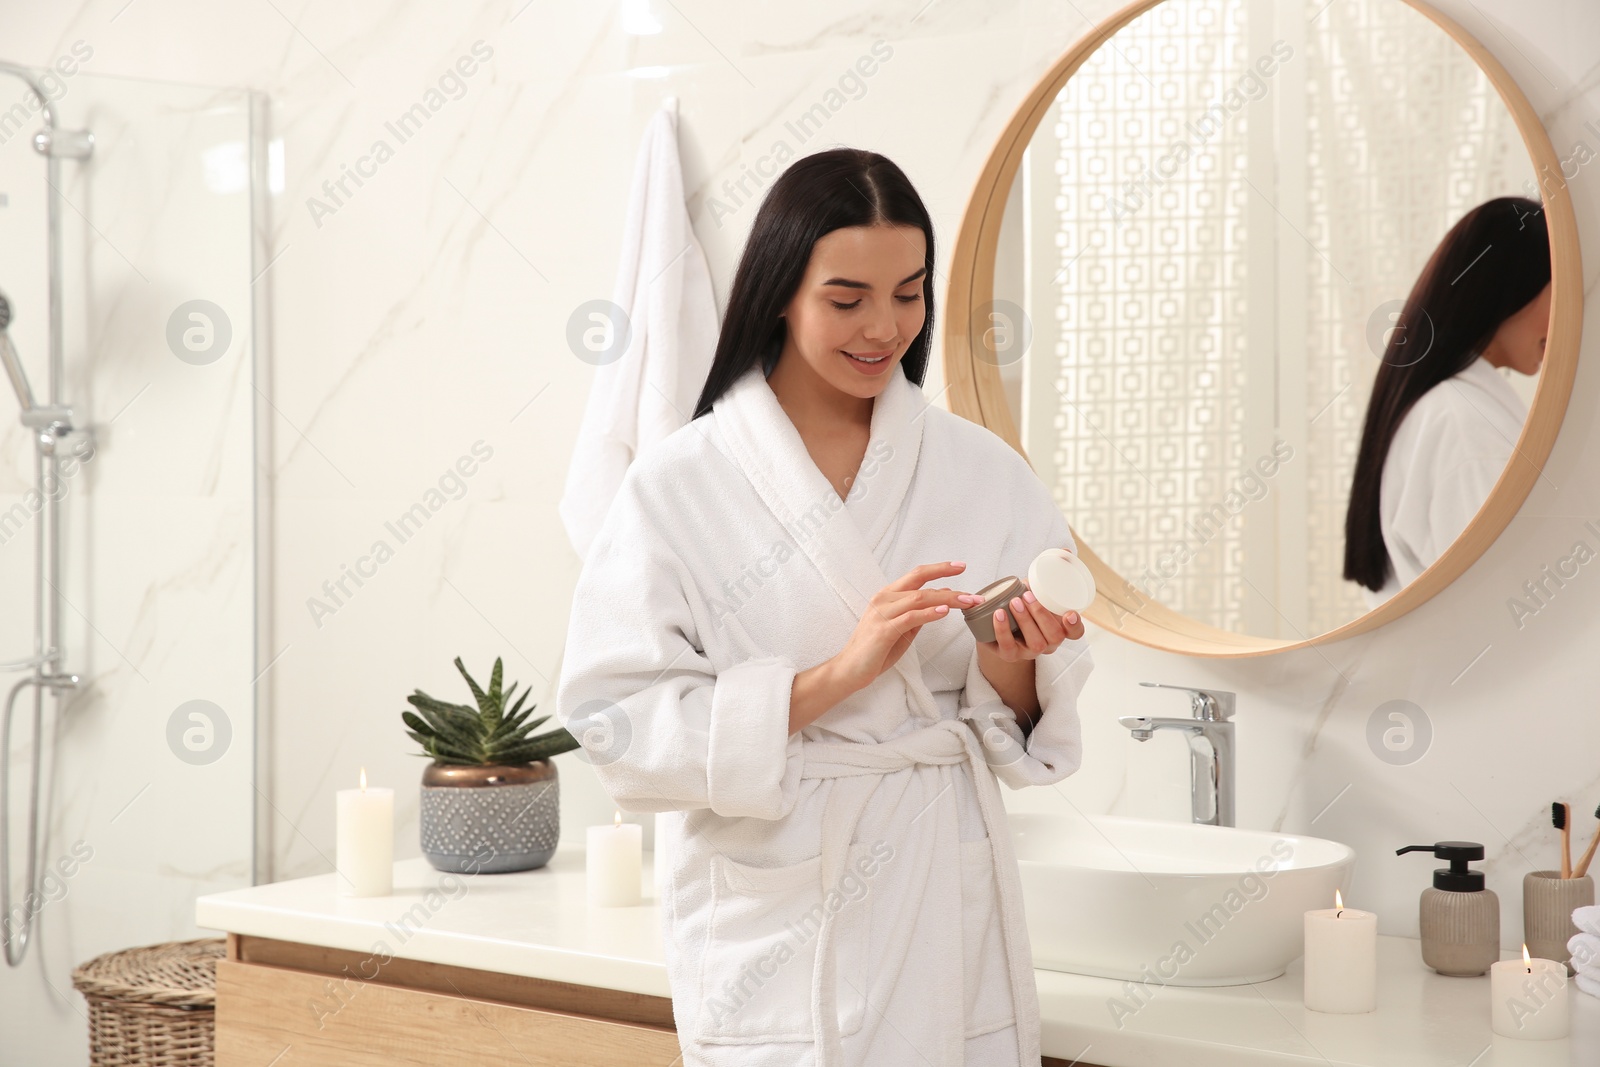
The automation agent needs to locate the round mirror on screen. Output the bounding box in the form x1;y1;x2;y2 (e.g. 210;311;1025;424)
945;0;1580;656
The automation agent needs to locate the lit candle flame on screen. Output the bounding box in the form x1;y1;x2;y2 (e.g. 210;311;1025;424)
360;766;367;792
614;809;622;828
1334;888;1343;917
1523;943;1532;973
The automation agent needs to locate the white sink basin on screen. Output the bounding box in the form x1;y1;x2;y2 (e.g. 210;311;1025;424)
1010;812;1355;986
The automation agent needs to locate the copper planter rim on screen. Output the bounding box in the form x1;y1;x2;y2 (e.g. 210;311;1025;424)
420;760;556;787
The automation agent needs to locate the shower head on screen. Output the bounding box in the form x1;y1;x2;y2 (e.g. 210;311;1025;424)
0;291;39;414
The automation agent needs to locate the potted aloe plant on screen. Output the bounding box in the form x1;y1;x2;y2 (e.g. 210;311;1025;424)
402;656;580;873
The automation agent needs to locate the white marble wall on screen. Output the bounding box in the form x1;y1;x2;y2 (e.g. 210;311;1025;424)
3;1;1599;1063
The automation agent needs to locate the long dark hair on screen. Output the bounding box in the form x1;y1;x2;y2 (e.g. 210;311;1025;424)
691;148;936;420
1343;196;1550;591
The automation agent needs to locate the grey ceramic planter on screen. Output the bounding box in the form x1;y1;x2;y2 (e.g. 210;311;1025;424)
419;761;560;874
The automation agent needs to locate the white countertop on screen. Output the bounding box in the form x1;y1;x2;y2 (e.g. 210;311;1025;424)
196;847;1599;1066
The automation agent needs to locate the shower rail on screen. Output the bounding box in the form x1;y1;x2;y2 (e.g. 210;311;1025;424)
0;57;92;968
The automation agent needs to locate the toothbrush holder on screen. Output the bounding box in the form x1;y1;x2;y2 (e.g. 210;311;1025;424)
1522;870;1594;975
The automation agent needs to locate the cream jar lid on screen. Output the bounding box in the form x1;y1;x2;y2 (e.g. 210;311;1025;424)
1027;549;1096;615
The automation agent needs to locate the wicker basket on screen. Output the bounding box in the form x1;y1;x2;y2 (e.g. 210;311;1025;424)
71;938;224;1067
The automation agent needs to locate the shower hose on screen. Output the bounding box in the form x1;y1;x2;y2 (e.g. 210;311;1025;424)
1;675;44;967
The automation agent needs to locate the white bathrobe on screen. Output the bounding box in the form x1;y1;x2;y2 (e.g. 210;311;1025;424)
555;362;1093;1066
1365;357;1529;605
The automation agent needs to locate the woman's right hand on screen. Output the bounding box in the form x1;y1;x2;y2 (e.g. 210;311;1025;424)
829;562;984;694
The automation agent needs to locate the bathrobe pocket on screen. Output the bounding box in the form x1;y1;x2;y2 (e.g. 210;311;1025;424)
959;835;1016;1036
697;843;874;1044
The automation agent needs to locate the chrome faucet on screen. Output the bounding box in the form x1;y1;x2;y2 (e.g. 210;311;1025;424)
1118;682;1236;827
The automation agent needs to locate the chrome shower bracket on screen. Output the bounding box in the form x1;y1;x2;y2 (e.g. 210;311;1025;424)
20;403;76;432
33;127;94;160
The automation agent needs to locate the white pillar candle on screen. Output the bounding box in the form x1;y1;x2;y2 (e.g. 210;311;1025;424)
588;810;642;907
335;767;394;897
1303;890;1377;1013
1490;945;1569;1040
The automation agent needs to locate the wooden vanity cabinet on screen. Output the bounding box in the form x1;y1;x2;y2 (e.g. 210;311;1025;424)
216;934;680;1066
215;934;1100;1067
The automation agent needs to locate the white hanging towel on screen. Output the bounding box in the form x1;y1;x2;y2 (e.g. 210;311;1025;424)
559;95;719;562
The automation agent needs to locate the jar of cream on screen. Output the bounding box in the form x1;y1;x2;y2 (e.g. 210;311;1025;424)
962;548;1096;643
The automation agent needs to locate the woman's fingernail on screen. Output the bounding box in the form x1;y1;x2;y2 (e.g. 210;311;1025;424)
949;560;965;568
1066;611;1080;625
1023;591;1037;604
935;604;948;613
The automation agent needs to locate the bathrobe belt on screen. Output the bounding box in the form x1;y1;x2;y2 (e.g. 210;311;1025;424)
798;717;1032;1067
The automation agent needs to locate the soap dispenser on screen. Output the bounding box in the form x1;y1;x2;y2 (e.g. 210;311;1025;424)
1395;841;1499;976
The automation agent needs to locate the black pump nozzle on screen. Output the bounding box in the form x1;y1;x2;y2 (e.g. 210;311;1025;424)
1396;841;1486;892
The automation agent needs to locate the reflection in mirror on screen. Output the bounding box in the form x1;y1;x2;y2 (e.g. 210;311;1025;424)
991;0;1538;638
1344;197;1549;607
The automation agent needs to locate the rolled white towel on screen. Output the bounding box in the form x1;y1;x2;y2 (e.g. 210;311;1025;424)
1570;931;1600;973
1573;904;1600;937
1578;973;1600;1000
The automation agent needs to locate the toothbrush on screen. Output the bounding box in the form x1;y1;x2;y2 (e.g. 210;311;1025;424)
1553;802;1571;879
1574;803;1600;880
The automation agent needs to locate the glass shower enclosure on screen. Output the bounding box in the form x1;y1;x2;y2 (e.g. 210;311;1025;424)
0;59;270;1066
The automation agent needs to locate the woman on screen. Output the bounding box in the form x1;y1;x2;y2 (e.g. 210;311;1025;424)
1344;196;1550;605
555;148;1092;1066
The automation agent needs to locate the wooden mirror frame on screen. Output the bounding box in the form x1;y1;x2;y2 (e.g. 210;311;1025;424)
942;0;1583;657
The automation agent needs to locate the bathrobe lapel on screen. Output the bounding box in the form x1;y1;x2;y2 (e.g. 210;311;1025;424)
714;364;942;721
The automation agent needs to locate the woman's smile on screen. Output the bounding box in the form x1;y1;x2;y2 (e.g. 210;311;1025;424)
843;348;895;374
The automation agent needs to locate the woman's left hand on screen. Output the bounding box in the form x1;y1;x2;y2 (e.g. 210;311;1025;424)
987;583;1084;661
